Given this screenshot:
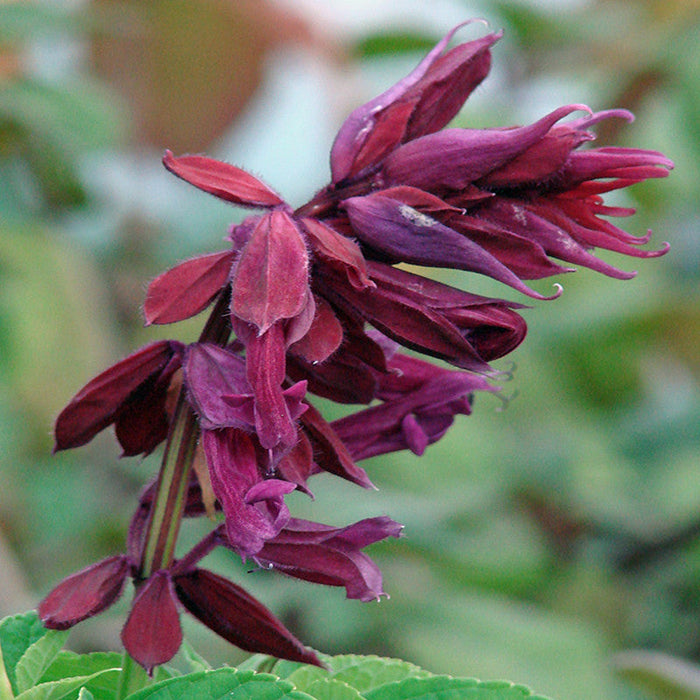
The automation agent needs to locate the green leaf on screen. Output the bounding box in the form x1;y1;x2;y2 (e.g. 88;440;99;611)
76;690;94;700
179;642;211;673
0;645;14;700
284;667;327;691
235;656;278;675
15;632;69;695
14;669;119;700
40;652;122;700
124;668;314;700
0;612;66;696
287;656;431;695
41;652;123;683
364;676;548;700
304;679;365;700
326;656;432;693
265;660;308;681
614;650;700;700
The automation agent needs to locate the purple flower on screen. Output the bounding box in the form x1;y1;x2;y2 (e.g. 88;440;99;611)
314;261;527;373
330;22;499;182
44;20;672;672
333;353;497;461
152;25;671;422
38;556;130;630
54;341;184;456
250;517;403;602
39;496;401;670
201;427;295;557
361;108;672;281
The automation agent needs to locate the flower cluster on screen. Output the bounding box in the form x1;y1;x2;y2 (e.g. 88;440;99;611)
39;22;671;671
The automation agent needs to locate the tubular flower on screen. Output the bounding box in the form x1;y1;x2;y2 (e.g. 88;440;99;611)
155;22;671;416
39;481;402;671
43;21;671;671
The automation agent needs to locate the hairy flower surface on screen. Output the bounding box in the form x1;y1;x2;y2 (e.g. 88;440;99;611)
44;21;671;671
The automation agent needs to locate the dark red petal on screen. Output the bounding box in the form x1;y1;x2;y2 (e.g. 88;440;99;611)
245;325;303;450
382;104;588;191
258;544;385;601
273;516;403;548
552;146;673;190
39;556;129;630
184;343;252;430
403;31;498;141
121;571;182;674
318;264;489;372
287;351;378;405
288;296;343;363
163;150;284;208
289;310;390;402
442;212;572;280
54;341;181;451
330;24;499;181
202;428;293;557
175;568;321;666
346;99;417;179
344;193;557;300
231;211;309;333
299;401;374;489
479;127;587;188
114;353;182;456
144;250;235;325
114;381;171;456
276;430;314;495
301;218;373;290
256;516;403;601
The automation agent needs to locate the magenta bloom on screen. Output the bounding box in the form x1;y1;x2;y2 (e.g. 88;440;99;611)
153;23;670;435
39;480;402;671
43;21;672;672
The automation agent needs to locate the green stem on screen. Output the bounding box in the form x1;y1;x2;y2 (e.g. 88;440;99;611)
139;289;231;578
139;390;199;577
117;290;232;692
116;652;149;700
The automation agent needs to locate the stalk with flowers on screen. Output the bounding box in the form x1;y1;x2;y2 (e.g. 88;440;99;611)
1;20;672;700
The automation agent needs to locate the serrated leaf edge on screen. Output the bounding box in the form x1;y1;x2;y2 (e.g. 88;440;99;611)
363;674;552;700
123;667;315;700
15;631;69;694
14;668;120;700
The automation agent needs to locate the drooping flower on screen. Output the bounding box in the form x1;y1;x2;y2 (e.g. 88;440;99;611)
332;352;498;461
39;484;402;671
54;341;184;456
249;517;404;602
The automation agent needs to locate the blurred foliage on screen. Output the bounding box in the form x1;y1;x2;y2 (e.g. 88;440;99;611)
0;2;699;700
89;0;320;152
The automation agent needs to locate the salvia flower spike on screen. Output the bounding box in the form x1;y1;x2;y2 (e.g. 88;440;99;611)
41;21;671;671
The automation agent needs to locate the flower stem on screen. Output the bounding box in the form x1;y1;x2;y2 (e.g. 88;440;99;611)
117;651;149;700
139;390;199;577
138;289;232;578
117;290;231;693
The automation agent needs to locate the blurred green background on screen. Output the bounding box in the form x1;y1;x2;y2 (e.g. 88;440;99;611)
1;2;698;699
